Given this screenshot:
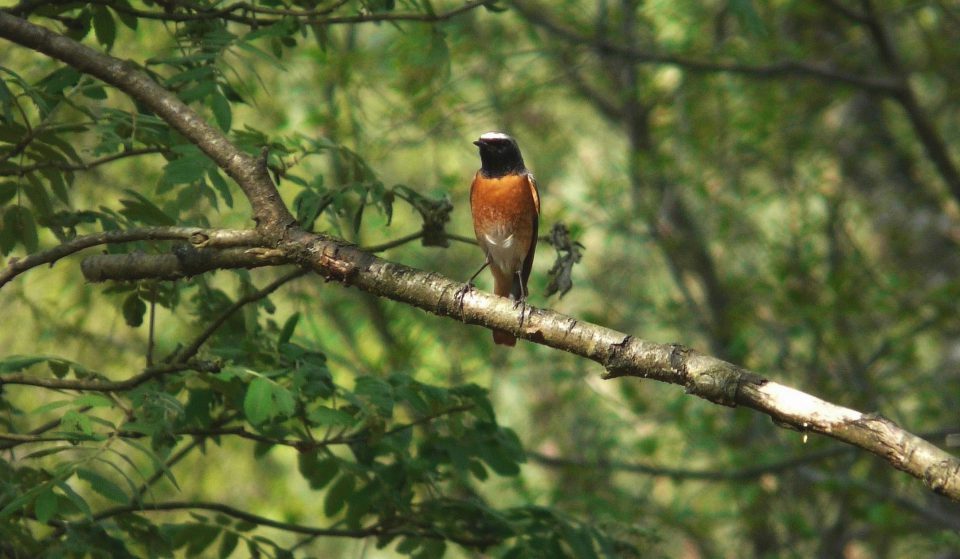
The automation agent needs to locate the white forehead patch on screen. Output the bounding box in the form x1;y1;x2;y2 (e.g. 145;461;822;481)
479;131;511;141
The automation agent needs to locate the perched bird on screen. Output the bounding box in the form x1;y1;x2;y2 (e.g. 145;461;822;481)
468;132;540;346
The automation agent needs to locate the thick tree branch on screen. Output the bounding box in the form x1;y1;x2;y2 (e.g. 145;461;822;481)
61;208;960;500
277;232;960;500
0;12;294;235
80;246;286;282
0;227;262;288
3;8;958;503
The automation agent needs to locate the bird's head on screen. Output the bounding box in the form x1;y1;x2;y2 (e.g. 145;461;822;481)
474;132;525;177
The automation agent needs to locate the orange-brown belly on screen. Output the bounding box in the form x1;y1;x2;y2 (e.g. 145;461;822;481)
470;174;537;275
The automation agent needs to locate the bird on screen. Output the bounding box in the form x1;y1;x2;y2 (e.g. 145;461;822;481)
467;132;540;346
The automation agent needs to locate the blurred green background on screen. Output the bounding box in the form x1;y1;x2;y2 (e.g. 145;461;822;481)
2;0;960;557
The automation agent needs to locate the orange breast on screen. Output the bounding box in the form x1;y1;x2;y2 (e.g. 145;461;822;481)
470;172;538;276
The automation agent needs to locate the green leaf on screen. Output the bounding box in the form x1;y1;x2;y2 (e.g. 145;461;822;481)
77;468;128;504
0;181;17;205
54;479;93;517
323;473;355;517
293;189;331;230
112;0;138;30
244;376;295;425
81;83;108;100
122;292;146;327
308;406;356;428
119;189;176;225
92;6;117;50
210;90;232;131
121;438;180;491
207;169;233;208
278;312;299;348
161;150;213;188
38;67;81;97
219;531;239;558
60;410;94;436
179;524;221;556
413;539;446;559
38;167;69;205
354;376;394;417
297;452;339;490
0;484;46;520
48;359;70;378
34;486;58;524
0;354;52;373
2;204;38;253
73;394;114;408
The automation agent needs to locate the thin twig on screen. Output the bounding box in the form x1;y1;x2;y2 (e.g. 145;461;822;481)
0;360;219;392
0;147;168;176
511;0;900;94
172;268;309;362
360;231;425;253
9;0;495;28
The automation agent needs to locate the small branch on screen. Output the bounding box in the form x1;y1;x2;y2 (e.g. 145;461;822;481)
0;227;262;288
360;231;425;253
511;0;901;94
0;359;219;392
173;268;308;362
10;0;496;27
443;232;478;246
57;501;384;538
146;283;157;367
528;446;851;481
51;500;498;547
0;147;168;176
275;230;960;501
814;0;868;22
130;404;476;453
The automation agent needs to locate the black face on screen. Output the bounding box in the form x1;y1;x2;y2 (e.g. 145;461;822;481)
475;134;525;177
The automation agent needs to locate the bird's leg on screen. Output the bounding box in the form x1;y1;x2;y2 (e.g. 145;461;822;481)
455;261;488;319
513;270;528;327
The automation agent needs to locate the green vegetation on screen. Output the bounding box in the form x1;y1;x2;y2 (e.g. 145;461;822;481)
2;0;960;557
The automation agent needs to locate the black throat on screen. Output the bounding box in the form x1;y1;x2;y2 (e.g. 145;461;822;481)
477;140;526;178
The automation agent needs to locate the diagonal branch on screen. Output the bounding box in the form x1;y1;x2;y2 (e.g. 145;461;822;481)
0;12;294;234
2;9;958;502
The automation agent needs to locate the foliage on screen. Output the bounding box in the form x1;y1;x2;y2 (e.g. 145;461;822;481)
2;0;960;557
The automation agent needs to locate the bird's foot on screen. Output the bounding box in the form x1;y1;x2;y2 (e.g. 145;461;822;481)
454;282;475;321
513;297;528;328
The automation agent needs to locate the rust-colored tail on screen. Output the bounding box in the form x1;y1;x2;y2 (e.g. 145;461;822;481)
491;268;519;346
493;330;516;346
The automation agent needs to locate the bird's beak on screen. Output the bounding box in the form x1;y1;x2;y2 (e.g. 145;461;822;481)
473;140;482;146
